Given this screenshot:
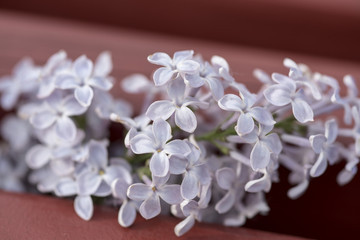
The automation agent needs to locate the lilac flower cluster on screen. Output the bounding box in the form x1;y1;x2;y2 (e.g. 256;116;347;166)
0;50;359;236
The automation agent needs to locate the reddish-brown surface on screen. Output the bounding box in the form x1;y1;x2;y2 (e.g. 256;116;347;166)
1;0;359;62
0;191;307;240
1;11;360;239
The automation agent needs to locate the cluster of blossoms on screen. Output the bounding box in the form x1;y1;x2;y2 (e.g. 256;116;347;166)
0;50;359;236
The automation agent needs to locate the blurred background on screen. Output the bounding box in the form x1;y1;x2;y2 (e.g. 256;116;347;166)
1;0;360;62
0;0;360;239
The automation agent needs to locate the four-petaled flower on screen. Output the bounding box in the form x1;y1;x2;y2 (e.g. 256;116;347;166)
55;53;113;107
127;174;183;219
130;118;191;177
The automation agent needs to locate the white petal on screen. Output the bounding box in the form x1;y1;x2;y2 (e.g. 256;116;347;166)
184;74;205;88
310;151;328;177
245;173;271;192
118;201;136;227
74;195;93;221
88;76;113;91
309;134;326;154
175;106;197;133
174;215;195;237
263;85;292;106
325;119;338;144
88;140;108;168
173;50;193;64
74;85;94;107
250;141;270;171
62;95;87;116
77;172;102;195
218;94;243;111
291;98;314;123
262;133;282;155
169;156;187;174
146;100;175;121
253;69;271;83
127;183;153;201
73;55;93;79
287;180;309;200
271;73;296;92
158;184;183;204
139;194;161;219
93;180;112;197
147;52;172;66
181;172;199;200
205;77;224;100
211;55;229;71
25;145;52;169
236;113;255;135
50;158;74;176
153;67;177;86
177;60;199;75
55;116;77;141
55;74;78;89
54;178;77;197
216;168;235;190
164;139;191;156
103;166;131;186
150;151;169;177
94;51;112;77
30;111;57;129
337;169;356;186
152;118;172;145
215;190;236;214
152;174;170;187
121;74;150;93
112;178;129;200
193;165;211;184
249;107;275;126
130;134;155;154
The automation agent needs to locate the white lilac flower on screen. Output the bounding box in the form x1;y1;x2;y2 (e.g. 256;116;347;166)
226;192;269;227
211;55;234;85
0;153;25;192
29;91;86;141
146;77;208;133
283;58;321;100
130;118;191;177
264;73;314;123
93;90;132;120
121;74;161;112
37;50;70;98
309;119;339;177
228;124;282;171
54;177;94;221
183;56;224;100
111;113;151;148
229;151;273;193
278;150;312;199
55;53;114;107
29;165;63;193
337;144;359;186
127;174;183;220
112;176;138;228
76;140;128;197
218;93;275;135
0;58;40;110
25;128;84;175
174;200;202;237
215;166;240;214
169;141;211;200
147;50;200;86
1;115;32;151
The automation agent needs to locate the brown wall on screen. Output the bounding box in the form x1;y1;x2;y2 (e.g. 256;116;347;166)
1;0;360;62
